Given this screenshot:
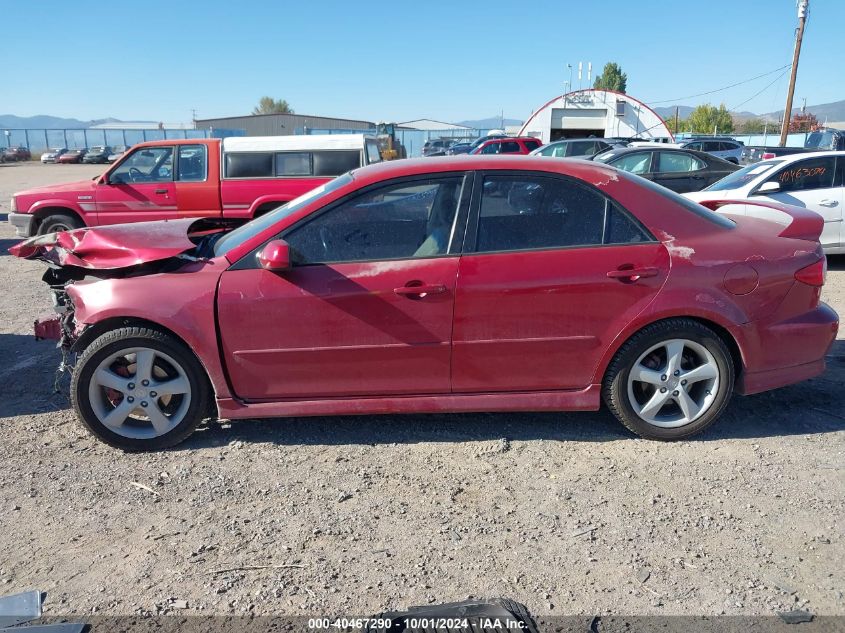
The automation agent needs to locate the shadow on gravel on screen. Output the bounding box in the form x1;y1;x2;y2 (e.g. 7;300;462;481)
177;341;845;450
0;238;21;255
0;334;68;418
827;254;845;271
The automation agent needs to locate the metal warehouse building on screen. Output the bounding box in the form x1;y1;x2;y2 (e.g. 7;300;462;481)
520;89;673;144
194;112;375;136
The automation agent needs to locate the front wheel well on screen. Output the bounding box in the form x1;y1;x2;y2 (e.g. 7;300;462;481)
32;206;85;231
72;317;205;369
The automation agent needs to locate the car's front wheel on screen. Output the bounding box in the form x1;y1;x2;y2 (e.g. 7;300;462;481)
603;319;735;440
71;327;212;450
38;213;83;234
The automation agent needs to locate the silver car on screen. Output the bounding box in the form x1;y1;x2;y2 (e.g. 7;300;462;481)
680;139;743;164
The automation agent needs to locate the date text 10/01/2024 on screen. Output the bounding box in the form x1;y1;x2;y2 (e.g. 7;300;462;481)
308;617;531;630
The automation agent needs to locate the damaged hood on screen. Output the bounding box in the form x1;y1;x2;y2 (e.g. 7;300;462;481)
10;218;206;269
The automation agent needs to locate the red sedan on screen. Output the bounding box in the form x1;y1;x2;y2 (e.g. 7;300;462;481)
470;137;541;155
12;156;838;450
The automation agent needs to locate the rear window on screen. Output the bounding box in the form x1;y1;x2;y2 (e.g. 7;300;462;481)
366;142;382;164
226;150;362;178
619;171;735;229
313;150;360;176
275;152;310;176
704;160;783;191
523;140;541;151
226;152;273;178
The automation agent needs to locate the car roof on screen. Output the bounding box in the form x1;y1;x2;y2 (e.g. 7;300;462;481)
349;154;620;188
763;149;845;164
482;137;538;143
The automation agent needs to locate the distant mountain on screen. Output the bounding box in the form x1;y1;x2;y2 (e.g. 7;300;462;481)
653;105;696;120
653;100;845;125
458;116;523;129
0;114;131;129
761;99;845;123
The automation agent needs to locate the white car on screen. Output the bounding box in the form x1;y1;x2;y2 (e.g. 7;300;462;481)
40;148;67;163
685;150;845;254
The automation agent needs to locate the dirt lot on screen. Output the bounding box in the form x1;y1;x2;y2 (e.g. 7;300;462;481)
0;162;843;618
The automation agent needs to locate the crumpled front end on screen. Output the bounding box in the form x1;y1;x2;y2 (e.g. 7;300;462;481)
32;280;81;347
9;218;208;269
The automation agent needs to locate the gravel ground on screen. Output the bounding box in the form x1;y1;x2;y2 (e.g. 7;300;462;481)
0;162;843;618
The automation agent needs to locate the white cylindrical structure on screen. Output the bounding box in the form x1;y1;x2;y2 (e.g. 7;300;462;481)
519;89;673;144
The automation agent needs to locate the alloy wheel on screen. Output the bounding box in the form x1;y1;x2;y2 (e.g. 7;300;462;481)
626;338;720;428
88;347;192;439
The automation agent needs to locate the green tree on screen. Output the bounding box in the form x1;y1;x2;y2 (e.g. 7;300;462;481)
665;117;686;134
252;96;294;115
686;103;735;134
737;118;766;134
593;62;627;93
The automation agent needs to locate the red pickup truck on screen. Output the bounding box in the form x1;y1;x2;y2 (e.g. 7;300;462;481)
8;134;383;236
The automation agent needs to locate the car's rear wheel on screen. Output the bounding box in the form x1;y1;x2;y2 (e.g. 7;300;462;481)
603;319;734;440
38;213;83;234
71;327;212;451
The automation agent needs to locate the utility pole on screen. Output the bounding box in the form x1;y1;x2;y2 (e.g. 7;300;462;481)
674;107;680;136
779;0;808;147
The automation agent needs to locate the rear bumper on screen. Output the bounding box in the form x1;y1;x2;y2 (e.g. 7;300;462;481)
8;212;34;237
736;302;838;395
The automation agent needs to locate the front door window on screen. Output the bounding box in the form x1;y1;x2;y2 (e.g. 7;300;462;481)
110;147;174;183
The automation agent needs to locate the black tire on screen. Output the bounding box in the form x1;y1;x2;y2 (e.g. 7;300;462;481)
38;212;83;234
602;319;735;440
491;598;540;633
71;327;213;451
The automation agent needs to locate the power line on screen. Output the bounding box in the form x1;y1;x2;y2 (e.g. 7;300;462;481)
727;68;791;113
646;64;792;105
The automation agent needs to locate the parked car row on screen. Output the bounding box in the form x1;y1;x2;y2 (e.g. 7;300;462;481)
2;146;32;162
38;146;131;164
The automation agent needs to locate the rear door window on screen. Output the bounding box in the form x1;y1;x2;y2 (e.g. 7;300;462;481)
523;139;541;151
767;156;837;192
657;152;705;172
610;152;652;174
474;175;651;253
500;141;521;153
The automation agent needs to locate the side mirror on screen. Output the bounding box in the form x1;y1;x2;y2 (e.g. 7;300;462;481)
754;181;780;195
258;239;291;271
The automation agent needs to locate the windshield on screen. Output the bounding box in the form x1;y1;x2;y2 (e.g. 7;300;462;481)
805;130;835;150
213;173;353;257
704;160;783;191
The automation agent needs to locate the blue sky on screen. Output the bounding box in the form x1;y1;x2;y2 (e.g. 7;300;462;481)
1;0;842;124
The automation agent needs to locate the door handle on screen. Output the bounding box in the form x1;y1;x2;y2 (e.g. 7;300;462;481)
394;283;446;298
607;267;659;282
154;188;169;194
819;199;838;207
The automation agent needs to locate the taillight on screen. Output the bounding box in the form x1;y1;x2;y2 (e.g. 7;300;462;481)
761;152;776;160
794;258;826;287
